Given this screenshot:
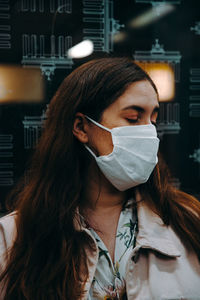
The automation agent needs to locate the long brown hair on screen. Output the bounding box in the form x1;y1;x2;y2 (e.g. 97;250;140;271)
1;57;200;299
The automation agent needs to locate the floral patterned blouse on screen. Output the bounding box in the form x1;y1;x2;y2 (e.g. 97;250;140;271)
87;200;138;300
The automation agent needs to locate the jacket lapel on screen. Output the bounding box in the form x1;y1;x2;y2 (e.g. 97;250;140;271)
133;198;181;259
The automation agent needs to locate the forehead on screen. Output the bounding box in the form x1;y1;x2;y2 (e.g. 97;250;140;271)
109;80;159;111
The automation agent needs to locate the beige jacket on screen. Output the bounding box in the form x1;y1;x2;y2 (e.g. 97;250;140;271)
0;201;200;300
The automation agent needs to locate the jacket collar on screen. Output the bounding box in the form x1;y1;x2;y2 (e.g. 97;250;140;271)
74;192;181;258
134;191;181;258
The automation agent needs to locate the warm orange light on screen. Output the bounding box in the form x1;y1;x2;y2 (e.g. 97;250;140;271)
136;62;175;102
0;65;45;103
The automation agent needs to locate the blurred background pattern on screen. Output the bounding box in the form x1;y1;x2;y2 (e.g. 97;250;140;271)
0;0;200;211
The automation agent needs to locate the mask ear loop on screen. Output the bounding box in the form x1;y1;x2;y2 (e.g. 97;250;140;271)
85;115;111;133
84;115;115;158
84;144;97;158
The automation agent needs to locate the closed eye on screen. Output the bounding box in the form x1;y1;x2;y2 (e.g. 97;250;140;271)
126;118;158;128
126;118;138;124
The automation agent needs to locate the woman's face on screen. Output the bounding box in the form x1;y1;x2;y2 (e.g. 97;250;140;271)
73;80;159;157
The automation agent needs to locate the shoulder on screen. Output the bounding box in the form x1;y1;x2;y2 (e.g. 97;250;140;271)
0;212;17;255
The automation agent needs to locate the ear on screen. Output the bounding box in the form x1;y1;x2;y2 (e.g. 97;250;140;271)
72;112;89;143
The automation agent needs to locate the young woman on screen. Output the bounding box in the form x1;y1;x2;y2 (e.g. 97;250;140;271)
0;57;200;300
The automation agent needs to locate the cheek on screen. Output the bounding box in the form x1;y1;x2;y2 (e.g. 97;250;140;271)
89;129;113;156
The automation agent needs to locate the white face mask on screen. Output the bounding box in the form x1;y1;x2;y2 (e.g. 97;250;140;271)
84;115;160;191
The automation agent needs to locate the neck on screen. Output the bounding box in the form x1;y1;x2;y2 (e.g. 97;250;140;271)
81;160;131;213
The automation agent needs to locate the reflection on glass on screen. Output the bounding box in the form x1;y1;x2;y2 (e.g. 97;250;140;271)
137;62;175;102
0;65;45;103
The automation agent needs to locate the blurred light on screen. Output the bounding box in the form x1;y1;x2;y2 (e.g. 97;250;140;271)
137;62;175;102
128;4;175;29
113;31;128;43
67;40;94;58
0;65;45;103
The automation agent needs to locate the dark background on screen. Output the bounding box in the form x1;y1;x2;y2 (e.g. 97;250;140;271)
0;0;200;211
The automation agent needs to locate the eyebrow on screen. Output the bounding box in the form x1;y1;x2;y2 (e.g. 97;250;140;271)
121;105;159;113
